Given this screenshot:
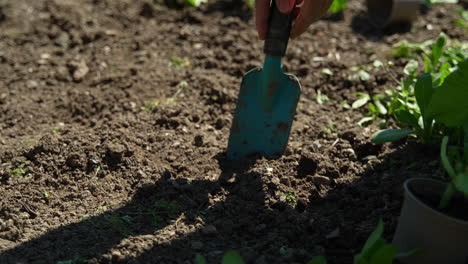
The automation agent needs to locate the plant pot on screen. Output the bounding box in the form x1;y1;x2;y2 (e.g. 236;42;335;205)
393;178;468;264
366;0;422;28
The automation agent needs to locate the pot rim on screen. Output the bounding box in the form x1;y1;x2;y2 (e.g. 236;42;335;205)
404;177;468;226
366;0;420;28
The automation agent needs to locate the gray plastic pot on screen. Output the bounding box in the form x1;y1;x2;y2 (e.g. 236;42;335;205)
393;178;468;264
366;0;422;28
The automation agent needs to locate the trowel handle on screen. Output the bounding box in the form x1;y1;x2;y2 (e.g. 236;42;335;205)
263;0;293;57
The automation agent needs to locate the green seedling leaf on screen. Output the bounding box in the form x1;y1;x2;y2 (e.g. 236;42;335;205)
396;248;424;258
328;0;347;13
423;53;432;73
414;73;433;118
352;93;370;108
371;129;414;144
186;0;207;7
222;251;245;264
358;117;374;127
374;100;388;115
453;172;468;195
404;59;419;75
373;60;384;68
245;0;254;8
368;244;396;264
322;68;333;76
307;256;327;264
395;109;419;127
429;59;468;127
317;90;330;105
431;33;447;69
361;220;384;255
359;70;370;81
195;254;208;264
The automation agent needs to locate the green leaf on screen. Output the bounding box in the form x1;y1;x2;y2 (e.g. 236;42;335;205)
328;0;347;13
195;254;208;264
453;173;468;195
428;59;468;127
186;0;207;7
322;68;333;76
307;256;327;264
423;54;432;73
396;248;424;258
359;70;371;81
358;117;374;127
352;93;370;108
404;59;419;76
361;220;384;255
395;109;419;127
414;73;433;118
222;251;245;264
369;244;396;264
431;33;446;69
371;129;414;144
374;100;388;115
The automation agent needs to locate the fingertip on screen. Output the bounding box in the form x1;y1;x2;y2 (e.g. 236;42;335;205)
275;0;295;13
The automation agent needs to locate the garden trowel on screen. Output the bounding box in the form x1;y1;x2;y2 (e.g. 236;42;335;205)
227;1;301;160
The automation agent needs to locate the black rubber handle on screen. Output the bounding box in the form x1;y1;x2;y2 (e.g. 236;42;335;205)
263;0;293;57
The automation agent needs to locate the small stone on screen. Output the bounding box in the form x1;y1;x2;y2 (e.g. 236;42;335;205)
111;250;124;261
55;32;70;48
326;228;340;239
362;155;377;161
311;175;330;186
191;241;203;250
69;59;89;82
202;224;217;234
26;80;38;89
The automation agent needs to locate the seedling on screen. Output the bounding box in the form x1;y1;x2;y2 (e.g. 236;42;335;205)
328;0;347;13
316;90;330;105
371;41;468;144
11;163;27;177
170;57;191;68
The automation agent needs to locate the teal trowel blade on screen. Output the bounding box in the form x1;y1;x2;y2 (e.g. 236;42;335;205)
227;56;301;160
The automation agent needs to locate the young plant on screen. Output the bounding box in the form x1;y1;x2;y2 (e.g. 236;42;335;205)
371;57;468;144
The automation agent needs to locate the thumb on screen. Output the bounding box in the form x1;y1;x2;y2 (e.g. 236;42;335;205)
275;0;295;13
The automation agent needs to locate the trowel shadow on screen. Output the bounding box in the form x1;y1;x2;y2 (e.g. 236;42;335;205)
303;140;441;263
0;153;266;264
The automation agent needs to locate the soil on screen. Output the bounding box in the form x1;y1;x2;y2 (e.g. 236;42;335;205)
0;0;465;263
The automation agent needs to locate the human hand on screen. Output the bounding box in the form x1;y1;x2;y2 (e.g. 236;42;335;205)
256;0;333;39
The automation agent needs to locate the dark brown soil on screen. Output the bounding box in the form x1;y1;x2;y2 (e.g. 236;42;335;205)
0;0;465;263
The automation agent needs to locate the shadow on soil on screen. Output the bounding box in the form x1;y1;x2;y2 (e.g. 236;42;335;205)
0;141;441;264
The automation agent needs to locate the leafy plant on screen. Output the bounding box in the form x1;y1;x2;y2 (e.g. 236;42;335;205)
371;34;468;144
11;163;27;177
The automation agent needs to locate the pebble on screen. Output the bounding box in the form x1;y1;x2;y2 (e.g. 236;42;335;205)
202;224;217;234
191;241;204;250
311;175;330;186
